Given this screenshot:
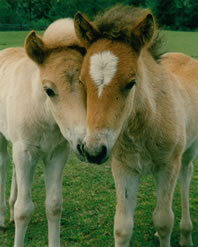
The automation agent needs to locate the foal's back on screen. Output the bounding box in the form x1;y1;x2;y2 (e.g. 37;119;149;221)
161;52;198;86
161;52;198;146
0;47;43;142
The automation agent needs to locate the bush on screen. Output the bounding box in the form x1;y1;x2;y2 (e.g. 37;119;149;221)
31;18;50;30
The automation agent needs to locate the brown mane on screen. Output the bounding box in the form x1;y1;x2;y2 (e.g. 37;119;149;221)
93;5;163;60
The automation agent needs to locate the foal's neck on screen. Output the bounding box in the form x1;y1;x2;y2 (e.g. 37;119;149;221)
32;73;56;128
129;50;162;134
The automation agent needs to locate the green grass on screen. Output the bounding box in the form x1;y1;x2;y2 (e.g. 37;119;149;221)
162;30;198;58
0;30;198;247
0;31;43;50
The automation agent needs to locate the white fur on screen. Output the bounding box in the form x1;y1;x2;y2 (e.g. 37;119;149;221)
89;51;118;96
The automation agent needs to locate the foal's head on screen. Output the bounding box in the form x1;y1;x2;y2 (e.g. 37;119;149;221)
74;6;157;163
25;19;86;159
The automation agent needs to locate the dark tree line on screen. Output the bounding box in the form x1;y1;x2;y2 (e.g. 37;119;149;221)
0;0;198;30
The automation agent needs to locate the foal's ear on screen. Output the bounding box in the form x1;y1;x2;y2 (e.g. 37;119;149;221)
74;12;99;48
25;31;47;64
131;10;155;54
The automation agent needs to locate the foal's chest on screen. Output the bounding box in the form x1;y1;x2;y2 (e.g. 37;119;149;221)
129;139;155;174
115;134;169;175
39;127;65;153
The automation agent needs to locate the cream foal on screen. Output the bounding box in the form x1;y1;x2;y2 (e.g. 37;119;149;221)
0;18;86;247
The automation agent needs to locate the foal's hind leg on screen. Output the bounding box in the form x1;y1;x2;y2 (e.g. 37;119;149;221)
0;134;9;228
9;164;17;223
179;160;193;246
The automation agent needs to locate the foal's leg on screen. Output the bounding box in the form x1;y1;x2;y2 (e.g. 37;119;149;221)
112;158;140;247
179;161;193;247
0;135;9;228
9;164;17;223
153;162;180;247
13;143;38;247
44;142;69;247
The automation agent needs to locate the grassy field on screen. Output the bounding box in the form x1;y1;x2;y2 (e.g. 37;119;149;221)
0;30;198;247
0;31;43;50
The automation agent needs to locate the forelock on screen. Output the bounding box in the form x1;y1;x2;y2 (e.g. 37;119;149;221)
89;50;118;97
43;18;82;49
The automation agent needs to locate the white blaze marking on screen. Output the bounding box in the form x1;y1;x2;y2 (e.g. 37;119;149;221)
89;50;118;97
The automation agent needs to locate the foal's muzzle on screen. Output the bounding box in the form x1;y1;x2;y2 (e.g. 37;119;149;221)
77;142;108;164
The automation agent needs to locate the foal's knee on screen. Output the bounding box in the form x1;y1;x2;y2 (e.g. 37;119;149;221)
45;198;62;220
180;220;193;247
180;219;193;233
14;200;34;223
114;228;132;247
153;208;174;239
114;216;133;247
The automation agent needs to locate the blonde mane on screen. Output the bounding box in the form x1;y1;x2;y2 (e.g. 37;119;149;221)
43;18;82;49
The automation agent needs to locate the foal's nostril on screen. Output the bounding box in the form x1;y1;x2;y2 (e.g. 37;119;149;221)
84;144;108;164
100;145;107;159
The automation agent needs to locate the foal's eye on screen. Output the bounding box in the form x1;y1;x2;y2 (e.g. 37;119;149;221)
44;87;56;97
125;79;136;90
